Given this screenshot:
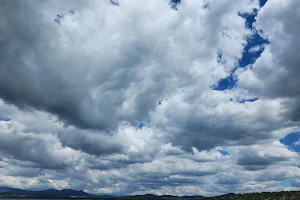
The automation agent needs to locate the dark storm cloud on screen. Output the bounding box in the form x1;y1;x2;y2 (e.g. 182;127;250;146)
236;146;294;171
0;0;168;132
0;1;97;129
87;159;129;170
58;129;124;156
0;133;68;169
282;97;300;122
237;152;282;167
160;98;286;151
3;167;44;178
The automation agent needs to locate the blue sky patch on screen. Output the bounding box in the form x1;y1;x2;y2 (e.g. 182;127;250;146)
213;2;270;91
54;10;75;25
54;14;63;24
238;9;270;68
238;9;258;29
216;49;223;63
157;100;163;105
110;0;119;6
281;179;292;187
0;116;10;122
203;3;210;9
137;122;145;130
213;74;236;91
238;32;269;68
170;0;181;4
170;0;181;10
218;150;230;156
259;0;268;7
280;132;300;152
237;98;259;104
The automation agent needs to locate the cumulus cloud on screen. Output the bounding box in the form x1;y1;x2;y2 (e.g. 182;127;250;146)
0;0;300;196
248;45;264;53
235;141;299;170
0;0;257;135
294;139;300;146
237;0;300;121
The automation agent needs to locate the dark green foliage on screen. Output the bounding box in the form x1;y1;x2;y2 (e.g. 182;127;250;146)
206;191;300;200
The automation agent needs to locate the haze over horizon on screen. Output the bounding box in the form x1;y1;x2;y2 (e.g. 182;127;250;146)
0;0;300;197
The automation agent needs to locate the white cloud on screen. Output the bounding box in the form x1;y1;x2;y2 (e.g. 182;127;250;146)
248;45;264;53
294;140;300;146
0;0;300;196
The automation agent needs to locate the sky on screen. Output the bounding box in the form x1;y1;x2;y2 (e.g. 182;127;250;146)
0;0;300;197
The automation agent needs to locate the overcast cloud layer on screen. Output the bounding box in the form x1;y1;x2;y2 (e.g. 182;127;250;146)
0;0;300;196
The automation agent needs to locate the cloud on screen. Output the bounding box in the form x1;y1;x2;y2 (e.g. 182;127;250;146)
0;0;300;196
158;94;290;151
235;142;298;170
294;140;300;146
237;0;300;121
0;130;79;169
0;0;284;154
57;129;125;156
0;0;257;135
0;117;10;122
248;45;264;53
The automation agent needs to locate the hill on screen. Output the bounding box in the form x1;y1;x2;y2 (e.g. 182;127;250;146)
118;194;204;200
205;191;300;200
0;186;299;200
0;186;92;198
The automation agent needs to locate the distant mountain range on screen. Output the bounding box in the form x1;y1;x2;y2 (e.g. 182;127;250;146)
127;194;204;200
0;186;91;198
1;186;299;200
0;186;203;199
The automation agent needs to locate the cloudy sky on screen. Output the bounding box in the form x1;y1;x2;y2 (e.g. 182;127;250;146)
0;0;300;197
